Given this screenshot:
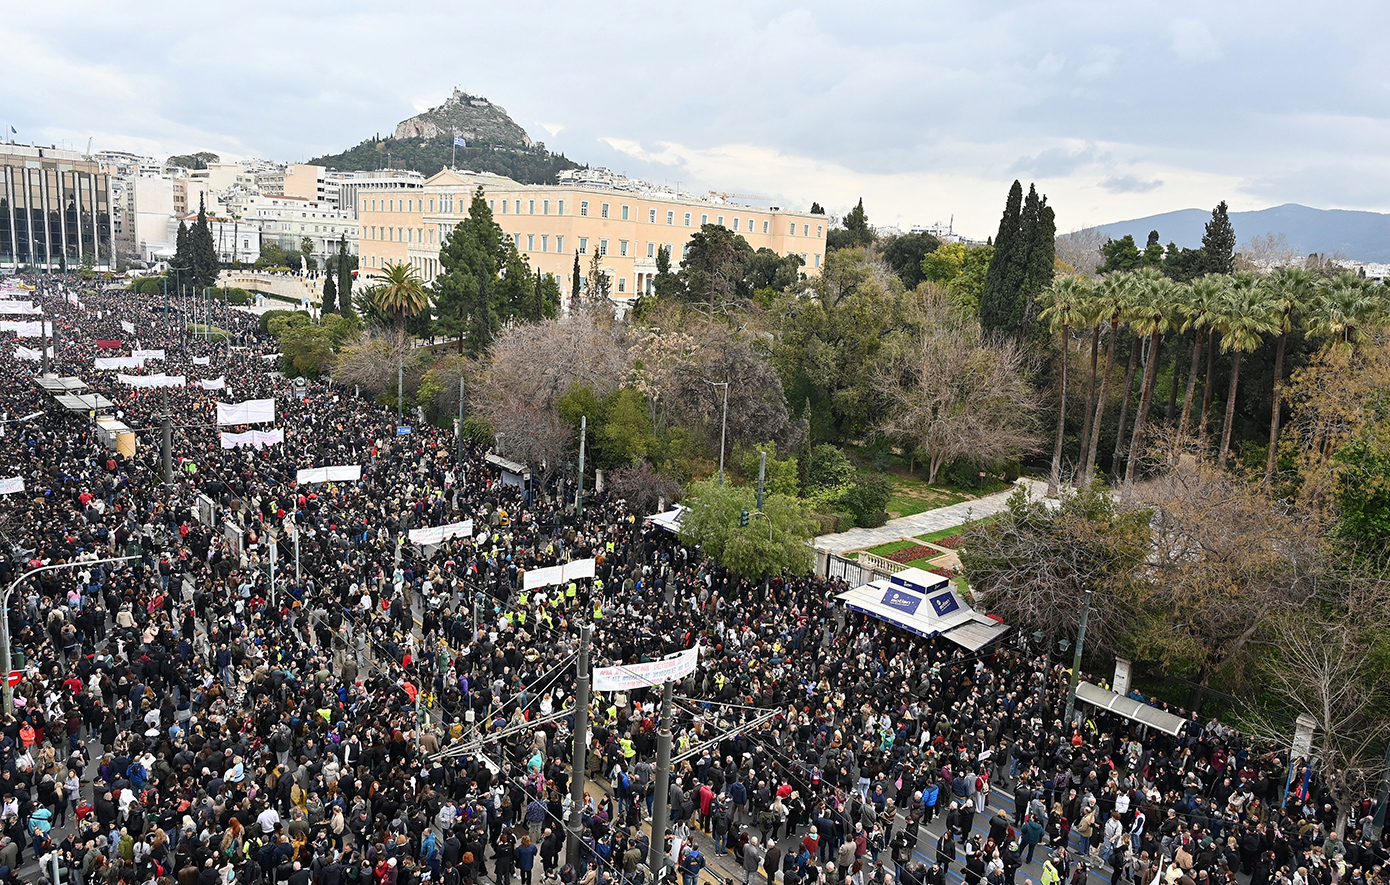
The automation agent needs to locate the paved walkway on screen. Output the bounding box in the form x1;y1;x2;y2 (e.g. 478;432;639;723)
815;478;1049;555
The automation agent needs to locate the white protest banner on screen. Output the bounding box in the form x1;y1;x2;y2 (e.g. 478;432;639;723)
216;398;275;425
118;373;185;388
196;377;227;390
120;321;136;334
0;302;39;315
94;356;146;370
191;356;211;366
563;558;596;581
220;431;253;449
407;520;475;546
523;565;564;591
296;465;362;484
0;321;50;337
131;349;165;361
592;645;702;692
0;477;25;496
14;346;51;361
221;429;284;449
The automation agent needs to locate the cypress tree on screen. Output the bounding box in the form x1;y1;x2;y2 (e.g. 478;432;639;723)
190;195;219;290
1017;185;1056;337
337;238;354;316
572;251;582;301
980;180;1025;335
321;268;338;314
1199;200;1236;275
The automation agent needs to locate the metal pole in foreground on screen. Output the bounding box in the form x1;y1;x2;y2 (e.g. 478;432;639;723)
649;679;675;885
457;377;466;465
1;555;138;713
1063;587;1095;727
576;416;586;517
162;388;173;484
566;624;592;870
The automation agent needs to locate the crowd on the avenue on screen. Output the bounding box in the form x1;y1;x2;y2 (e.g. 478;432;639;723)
0;274;1382;885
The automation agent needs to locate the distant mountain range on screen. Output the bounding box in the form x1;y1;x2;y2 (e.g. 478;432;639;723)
308;88;581;185
1093;204;1390;264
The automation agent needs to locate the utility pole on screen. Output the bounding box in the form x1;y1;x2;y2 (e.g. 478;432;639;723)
566;624;592;869
756;450;767;512
268;533;278;612
576;416;586;517
292;518;300;586
40;318;48;375
397;361;403;418
162;388;173;484
1063;587;1095;727
464;375;475;461
649;679;675;885
705;381;729;484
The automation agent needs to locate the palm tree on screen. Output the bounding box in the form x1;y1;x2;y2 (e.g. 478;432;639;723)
1080;273;1132;485
1110;277;1149;478
1305;273;1383;352
1039;276;1092;496
1261;267;1315;486
372;261;429;335
1073;283;1110;485
1176;275;1227;444
1122;269;1178;485
1213;272;1278;464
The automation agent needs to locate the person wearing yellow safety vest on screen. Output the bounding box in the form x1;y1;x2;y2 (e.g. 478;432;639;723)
620;735;635;760
592;599;603;621
566;582;577;606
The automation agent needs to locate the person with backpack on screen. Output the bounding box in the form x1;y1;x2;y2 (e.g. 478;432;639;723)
681;844;707;885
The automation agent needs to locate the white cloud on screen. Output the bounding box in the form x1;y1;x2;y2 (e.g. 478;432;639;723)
1169;19;1222;61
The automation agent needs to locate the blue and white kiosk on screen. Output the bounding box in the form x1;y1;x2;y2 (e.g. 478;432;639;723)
835;566;1010;651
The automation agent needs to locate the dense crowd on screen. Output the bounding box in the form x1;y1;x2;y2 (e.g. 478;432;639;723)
0;274;1382;885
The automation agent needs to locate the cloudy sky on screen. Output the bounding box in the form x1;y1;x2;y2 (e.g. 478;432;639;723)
7;0;1386;238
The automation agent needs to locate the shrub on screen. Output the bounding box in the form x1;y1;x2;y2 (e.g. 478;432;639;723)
842;473;892;528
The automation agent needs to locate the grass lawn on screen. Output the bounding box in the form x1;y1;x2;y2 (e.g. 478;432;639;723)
914;515;1001;544
886;473;971;518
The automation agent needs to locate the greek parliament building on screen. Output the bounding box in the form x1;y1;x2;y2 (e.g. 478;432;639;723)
355;168;827;300
0;144;113;272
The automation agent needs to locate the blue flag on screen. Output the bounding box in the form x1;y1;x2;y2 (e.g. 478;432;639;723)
8;127;14;135
453;136;466;147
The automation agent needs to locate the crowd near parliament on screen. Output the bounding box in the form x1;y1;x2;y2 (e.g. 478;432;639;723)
0;275;1382;885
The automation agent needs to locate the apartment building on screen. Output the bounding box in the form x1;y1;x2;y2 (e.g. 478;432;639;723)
254;194;357;260
1;143;113;271
355;168;826;299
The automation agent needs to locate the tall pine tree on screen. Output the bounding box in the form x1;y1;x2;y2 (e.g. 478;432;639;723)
433;186;505;355
980;180;1025;336
190;195;219;290
1199;200;1236;275
171;221;191;292
1017;184;1056;337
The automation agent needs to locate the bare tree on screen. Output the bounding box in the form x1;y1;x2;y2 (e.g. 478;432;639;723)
331;333;430;397
1055;228;1109;277
1238;232;1297;271
876;294;1040;483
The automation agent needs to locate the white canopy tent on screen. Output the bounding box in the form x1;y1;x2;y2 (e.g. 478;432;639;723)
836;567;1010;652
646;504;686;535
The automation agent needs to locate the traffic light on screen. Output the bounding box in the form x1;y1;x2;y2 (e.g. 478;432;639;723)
739;510;750;527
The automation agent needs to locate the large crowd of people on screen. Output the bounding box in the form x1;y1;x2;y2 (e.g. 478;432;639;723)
0;273;1381;885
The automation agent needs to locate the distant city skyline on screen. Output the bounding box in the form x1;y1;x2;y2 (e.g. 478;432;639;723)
6;1;1388;240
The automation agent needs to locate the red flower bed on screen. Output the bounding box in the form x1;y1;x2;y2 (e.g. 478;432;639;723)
933;535;964;549
885;544;936;564
928;565;959;578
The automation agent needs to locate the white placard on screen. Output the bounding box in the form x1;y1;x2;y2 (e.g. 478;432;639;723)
120;321;136;334
592;645;702;692
131;349;165;361
196;377;226;390
0;477;25;495
296;465;362;484
192;356;211;366
407;520;475;545
216;398;275;425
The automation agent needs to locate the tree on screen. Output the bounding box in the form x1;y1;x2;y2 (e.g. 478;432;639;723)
337;238;355;317
1038;276;1091;495
1263;267;1315;485
679;224;752;316
960;482;1152;654
531;270;561;322
496;243;535;321
876;291;1040;483
301;236;315;273
321;267;338;314
1199;200;1237;276
370;261;429;336
171;220;191;287
1141;230;1165;267
586;249;612;302
571;250;583;302
1054;228;1108;277
979;182;1053;337
434;187;505;355
1098;235;1142;274
606;462;683;514
1121;268;1178;485
828;198;873;251
1213;272;1277;464
1080;274;1132;484
678;479;818;578
1175;274;1227;445
880;232;941;290
809;202;825;215
189;195;219;290
331;332;430;397
652;245;679;298
745;248;803;294
1306;273;1383;352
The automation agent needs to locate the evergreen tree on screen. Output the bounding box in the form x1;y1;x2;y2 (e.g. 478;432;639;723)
496;242;533;321
533;270;561;320
980;180;1025;335
190;195;219;291
321;267;338;314
1199;200;1237;275
572;251;583;302
1017;185;1056;336
653;245;680;298
587;250;612;301
809;202;825;215
337;238;354;316
433;186;505;355
829;198;874;250
171;221;191;291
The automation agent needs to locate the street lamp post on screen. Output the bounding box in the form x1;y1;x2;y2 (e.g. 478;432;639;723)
1063;587;1095;727
1;555;138;713
705;380;729;484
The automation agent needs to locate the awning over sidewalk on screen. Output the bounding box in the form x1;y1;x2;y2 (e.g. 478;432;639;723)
646;504;685;535
1074;681;1188;736
836;567;1010;651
